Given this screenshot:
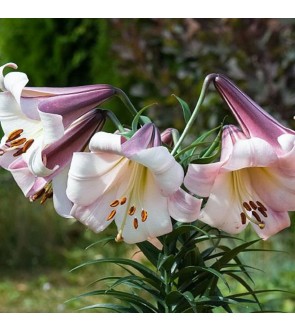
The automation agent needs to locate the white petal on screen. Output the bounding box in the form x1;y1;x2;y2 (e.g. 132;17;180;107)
131;146;183;196
0;63;18;91
116;170;172;244
224;137;278;170
67;151;126;205
38;110;64;145
3;71;28;105
168;188;202;222
27;145;58;177
52;166;73;218
89;131;122;155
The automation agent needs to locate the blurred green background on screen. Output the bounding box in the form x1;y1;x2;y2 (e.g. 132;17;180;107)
0;18;295;312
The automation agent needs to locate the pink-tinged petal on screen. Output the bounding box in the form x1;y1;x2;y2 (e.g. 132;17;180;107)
161;128;174;146
214;74;294;149
89;131;122;155
198;172;249;234
0;63;18;91
52;166;73;218
67;151;126;205
224;137;278;171
184;161;224;197
249;167;295;212
70;188;118;233
41;110;106;173
131;146;184;196
115;171;172;244
251;209;290;240
168;188;202;222
22;84;113;97
8;157;46;196
37;87;115;128
121;123;161;157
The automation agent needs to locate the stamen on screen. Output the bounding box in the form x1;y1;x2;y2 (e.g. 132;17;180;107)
242;202;251;211
110;200;119;207
30;188;46;202
10;137;26;147
120;197;127;205
13;148;24;157
115;230;124;242
40;191;53;204
256;201;267;211
106;210;116;221
240;212;247;225
22;139;34;153
252;211;262;223
249;201;257;210
141;210;148;222
6;129;23;143
128;206;136;216
258;207;268;218
133;218;139;229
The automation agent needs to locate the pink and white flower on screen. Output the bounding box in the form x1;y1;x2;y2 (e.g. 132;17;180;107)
67;123;202;244
184;74;295;239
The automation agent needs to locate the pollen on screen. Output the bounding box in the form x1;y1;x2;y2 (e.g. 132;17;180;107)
141;210;148;222
22;139;34;153
106;209;116;221
6;129;23;143
133;218;139;229
110;200;119;207
120;197;127;205
242;202;251;211
10;137;26;147
249;201;257;210
128;206;136;216
258;208;268;218
240;212;247;224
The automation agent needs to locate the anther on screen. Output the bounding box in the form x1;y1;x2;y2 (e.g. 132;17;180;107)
249;201;257;210
252;211;262;223
240;212;247;225
30;188;46;202
128;206;136;216
110;200;119;207
10;137;26;147
133;218;139;229
120;197;127;205
141;210;148;222
258;208;268;218
13;148;24;157
22;139;34;153
106;210;116;221
6;129;23;143
256;201;267;211
242;202;251;211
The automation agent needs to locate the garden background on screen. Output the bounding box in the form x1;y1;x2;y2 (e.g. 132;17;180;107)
0;18;295;312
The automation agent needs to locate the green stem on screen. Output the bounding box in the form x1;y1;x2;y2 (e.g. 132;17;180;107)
115;88;138;116
171;74;217;156
106;111;125;133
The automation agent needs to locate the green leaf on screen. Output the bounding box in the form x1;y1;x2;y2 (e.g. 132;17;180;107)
136;240;161;267
172;94;191;124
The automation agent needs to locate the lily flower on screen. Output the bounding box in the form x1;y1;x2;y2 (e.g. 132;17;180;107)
213;73;295;155
184;124;295;239
67;123;202;244
8;109;106;217
0;62;115;171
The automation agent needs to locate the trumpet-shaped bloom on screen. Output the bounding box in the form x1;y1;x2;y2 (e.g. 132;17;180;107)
8;109;106;217
184;125;295;239
213;74;295;155
0;63;115;171
67;123;202;244
0;63;112;216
